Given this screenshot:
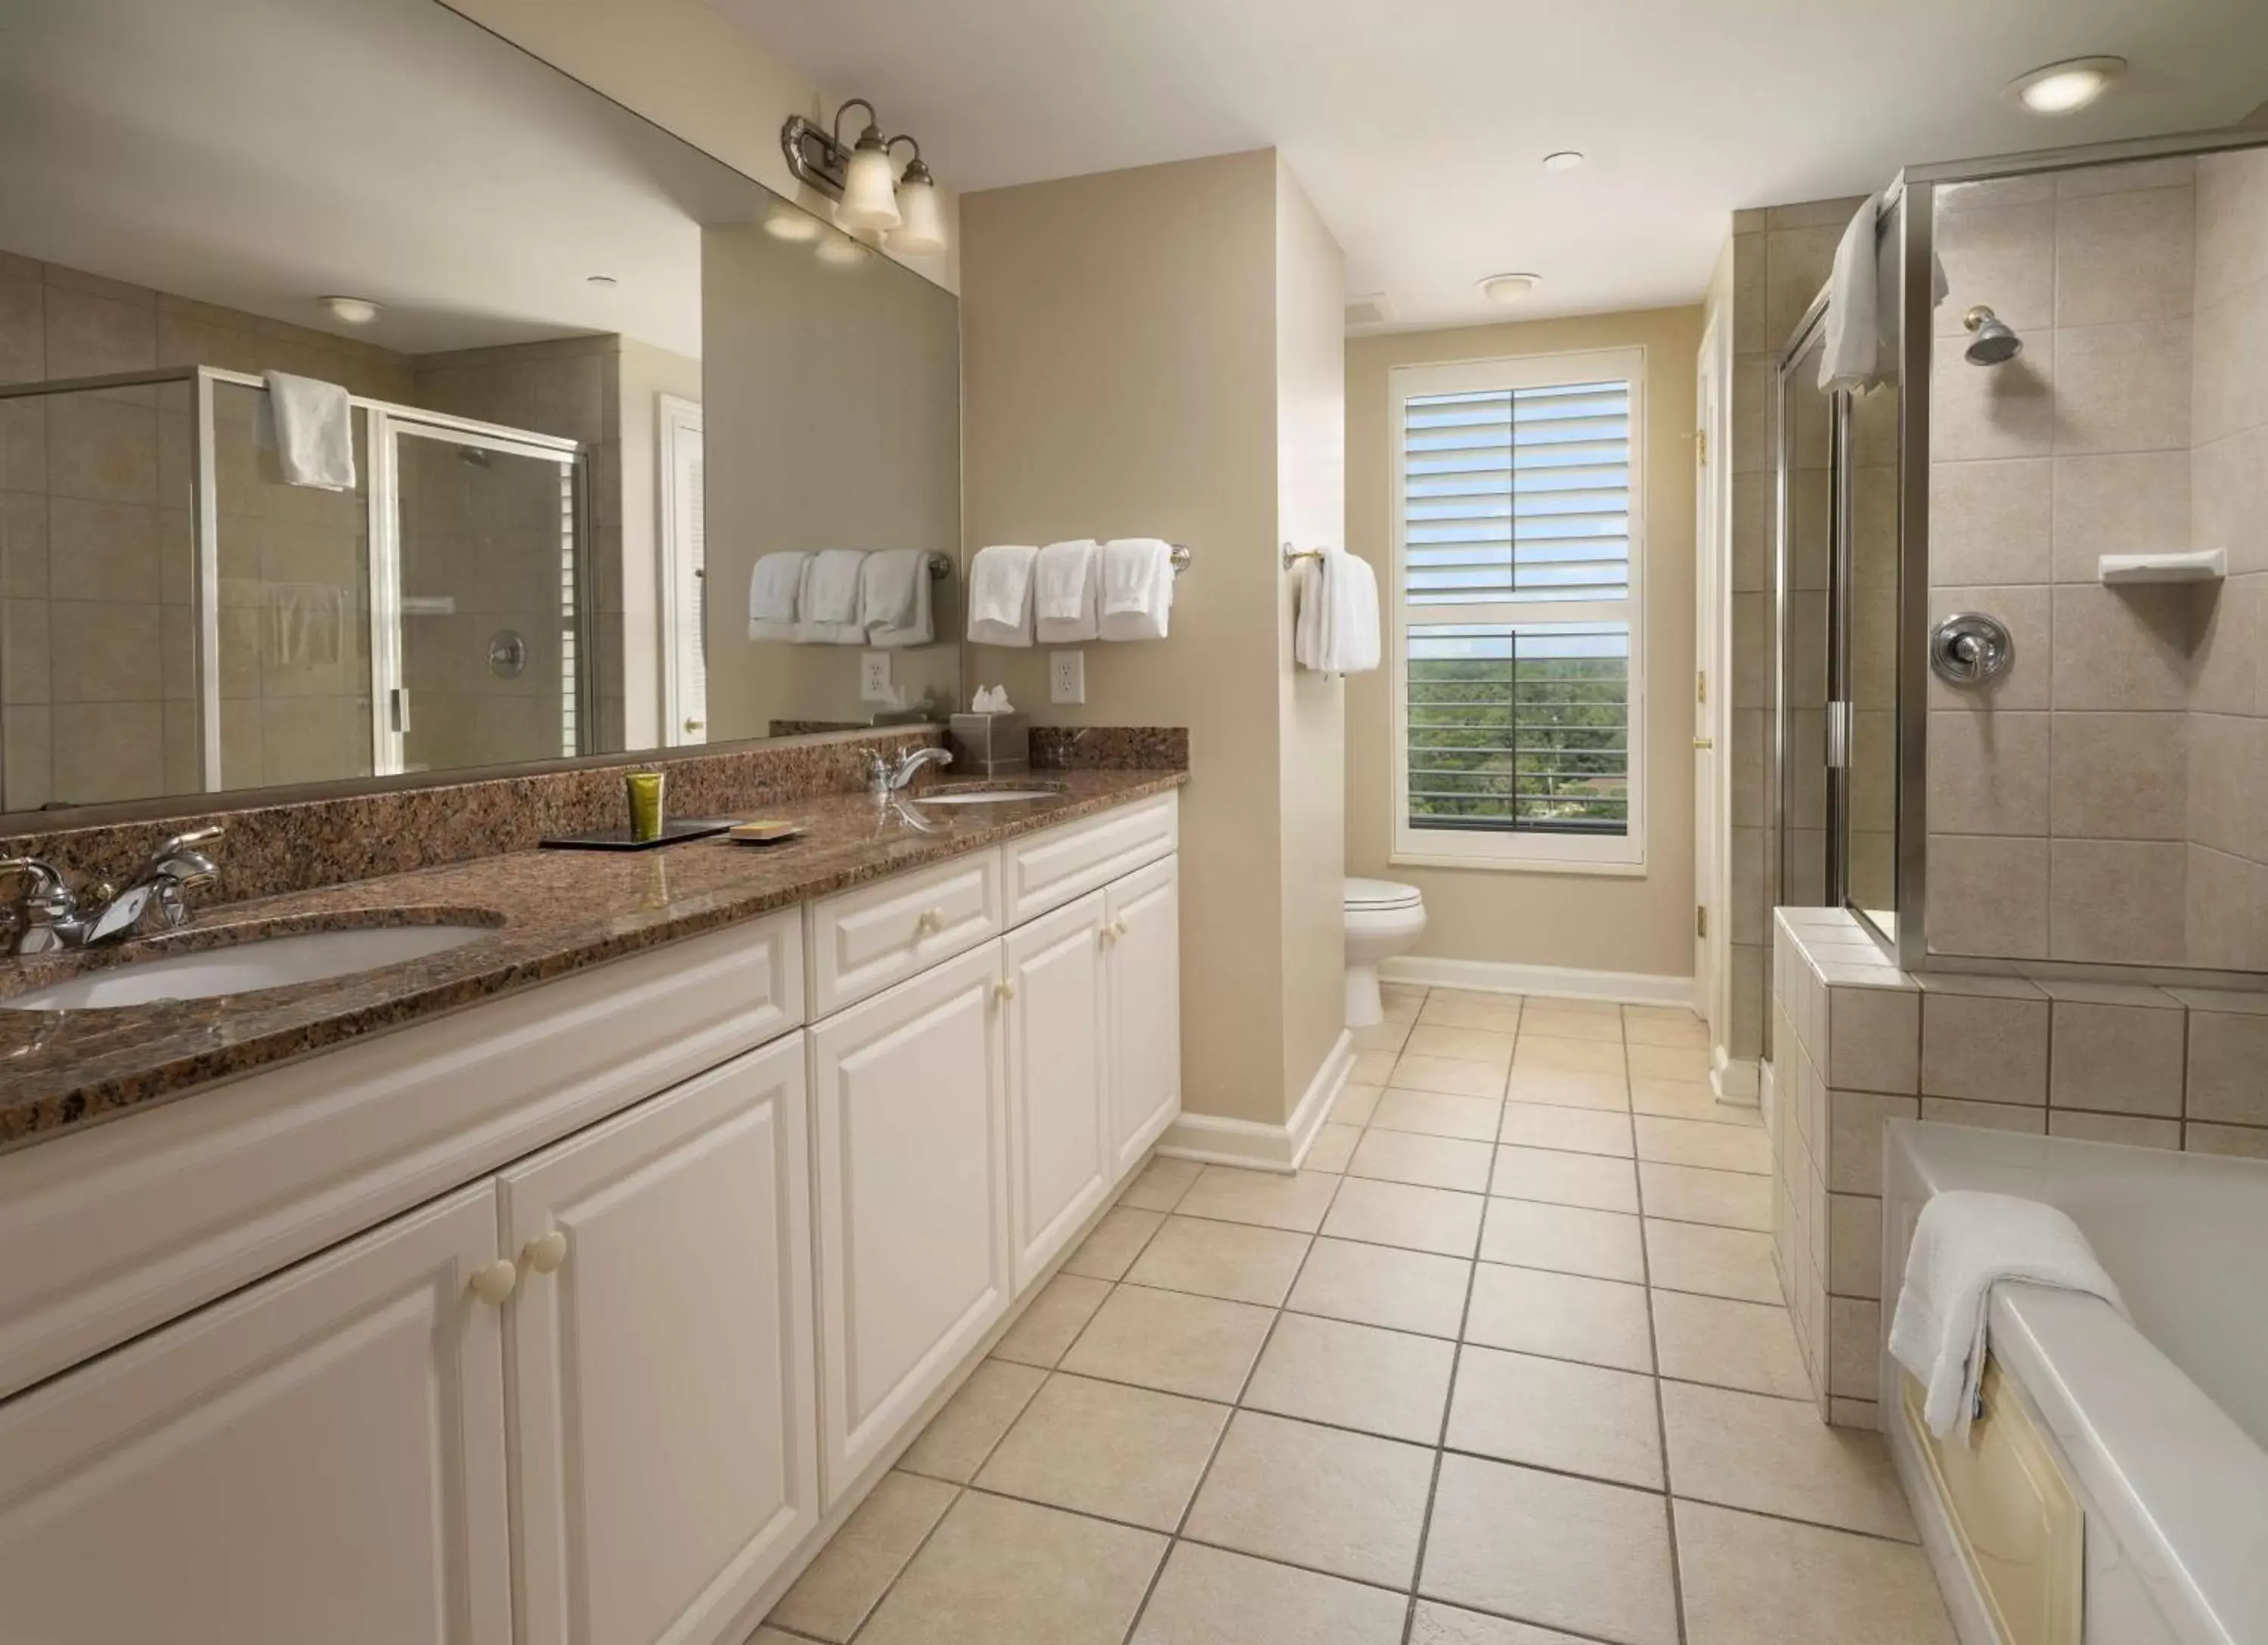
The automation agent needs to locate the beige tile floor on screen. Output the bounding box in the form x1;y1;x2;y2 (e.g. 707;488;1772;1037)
758;986;1955;1645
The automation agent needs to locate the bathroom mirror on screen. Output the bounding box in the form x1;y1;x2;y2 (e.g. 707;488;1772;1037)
0;0;961;819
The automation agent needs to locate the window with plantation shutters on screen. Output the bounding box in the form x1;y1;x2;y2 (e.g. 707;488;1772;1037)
1388;349;1647;872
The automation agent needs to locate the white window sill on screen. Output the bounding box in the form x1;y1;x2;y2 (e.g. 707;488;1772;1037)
1390;848;1649;879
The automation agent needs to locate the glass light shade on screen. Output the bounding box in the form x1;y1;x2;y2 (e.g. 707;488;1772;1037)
836;141;902;231
890;175;947;255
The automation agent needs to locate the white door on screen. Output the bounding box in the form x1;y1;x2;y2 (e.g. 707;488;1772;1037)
658;395;708;746
1005;891;1109;1289
1695;321;1729;1041
1105;854;1182;1175
808;942;1009;1498
500;1035;817;1645
0;1183;513;1645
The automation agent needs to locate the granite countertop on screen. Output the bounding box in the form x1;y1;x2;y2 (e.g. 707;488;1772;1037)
0;770;1185;1154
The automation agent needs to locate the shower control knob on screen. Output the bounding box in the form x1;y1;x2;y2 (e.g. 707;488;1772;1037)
1929;613;2014;686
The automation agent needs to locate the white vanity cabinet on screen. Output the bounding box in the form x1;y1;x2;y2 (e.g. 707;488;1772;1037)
0;1182;516;1645
500;1034;817;1645
1105;854;1182;1175
1005;891;1111;1289
809;941;1012;1496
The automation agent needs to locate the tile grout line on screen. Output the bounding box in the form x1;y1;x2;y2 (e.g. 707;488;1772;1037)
1628;1009;1694;1645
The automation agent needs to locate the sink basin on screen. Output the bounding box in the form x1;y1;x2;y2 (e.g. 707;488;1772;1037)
1;923;494;1011
909;788;1063;806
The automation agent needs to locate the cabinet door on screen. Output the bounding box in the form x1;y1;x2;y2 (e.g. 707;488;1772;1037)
0;1183;513;1645
500;1035;817;1645
1106;854;1182;1176
1005;891;1110;1289
809;942;1009;1497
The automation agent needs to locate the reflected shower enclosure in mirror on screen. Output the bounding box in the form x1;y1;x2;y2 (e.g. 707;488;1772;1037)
0;0;961;819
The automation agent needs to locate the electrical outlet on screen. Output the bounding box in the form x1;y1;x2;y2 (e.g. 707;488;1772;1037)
1049;649;1086;705
860;650;894;705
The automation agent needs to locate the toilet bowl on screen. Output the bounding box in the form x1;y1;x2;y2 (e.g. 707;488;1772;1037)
1343;878;1426;1027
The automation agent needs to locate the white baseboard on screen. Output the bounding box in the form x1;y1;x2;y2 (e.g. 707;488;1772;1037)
1157;1029;1350;1175
1380;955;1697;1010
1711;1049;1761;1106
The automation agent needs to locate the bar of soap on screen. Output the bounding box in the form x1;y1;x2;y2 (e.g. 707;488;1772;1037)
728;819;804;844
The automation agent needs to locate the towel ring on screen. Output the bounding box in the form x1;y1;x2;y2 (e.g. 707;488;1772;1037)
1281;544;1325;571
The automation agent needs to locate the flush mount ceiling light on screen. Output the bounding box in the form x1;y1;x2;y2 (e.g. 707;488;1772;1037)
318;295;381;326
1541;150;1585;170
2010;55;2127;114
1478;272;1541;305
782;98;949;253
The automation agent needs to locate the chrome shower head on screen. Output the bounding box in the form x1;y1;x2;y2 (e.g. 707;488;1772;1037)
1963;305;2023;366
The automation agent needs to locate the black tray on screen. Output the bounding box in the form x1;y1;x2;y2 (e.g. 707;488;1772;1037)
538;817;742;851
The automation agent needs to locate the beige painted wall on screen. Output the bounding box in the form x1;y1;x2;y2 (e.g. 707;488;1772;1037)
440;0;959;294
1274;163;1350;1105
961;150;1346;1128
1345;305;1704;981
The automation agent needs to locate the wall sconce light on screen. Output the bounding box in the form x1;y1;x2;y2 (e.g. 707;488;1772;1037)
782;99;947;254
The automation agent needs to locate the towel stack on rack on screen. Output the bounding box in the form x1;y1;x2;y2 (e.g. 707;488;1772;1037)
746;550;940;646
1288;544;1380;675
967;537;1188;646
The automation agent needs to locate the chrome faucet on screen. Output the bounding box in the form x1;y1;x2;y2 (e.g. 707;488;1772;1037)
0;826;224;955
863;745;954;798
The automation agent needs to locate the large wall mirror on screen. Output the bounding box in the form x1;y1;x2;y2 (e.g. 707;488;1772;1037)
0;0;961;820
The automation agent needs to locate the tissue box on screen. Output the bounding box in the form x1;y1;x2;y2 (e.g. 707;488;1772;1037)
949;712;1030;776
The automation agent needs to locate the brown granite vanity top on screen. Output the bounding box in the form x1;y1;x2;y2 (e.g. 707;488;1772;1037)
0;769;1185;1154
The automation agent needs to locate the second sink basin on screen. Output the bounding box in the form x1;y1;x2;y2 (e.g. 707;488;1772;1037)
2;922;496;1011
909;788;1064;806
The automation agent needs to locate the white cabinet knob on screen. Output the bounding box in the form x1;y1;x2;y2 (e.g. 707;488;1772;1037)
1111;920;1128;940
916;907;946;936
468;1258;519;1305
993;980;1017;1003
522;1229;569;1275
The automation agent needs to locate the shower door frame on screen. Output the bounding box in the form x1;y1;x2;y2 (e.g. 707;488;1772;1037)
367;413;592;776
1890;124;2268;981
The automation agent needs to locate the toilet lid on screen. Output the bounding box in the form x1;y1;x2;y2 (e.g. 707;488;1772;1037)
1344;877;1423;911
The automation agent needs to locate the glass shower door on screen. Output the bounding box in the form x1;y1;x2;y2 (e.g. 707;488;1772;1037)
371;417;587;775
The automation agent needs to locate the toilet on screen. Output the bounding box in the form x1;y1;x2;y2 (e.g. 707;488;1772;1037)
1343;877;1427;1027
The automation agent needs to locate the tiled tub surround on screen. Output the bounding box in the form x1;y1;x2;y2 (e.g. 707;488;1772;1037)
755;983;1955;1645
0;754;1185;1151
1926;149;2268;968
1770;905;2268;1422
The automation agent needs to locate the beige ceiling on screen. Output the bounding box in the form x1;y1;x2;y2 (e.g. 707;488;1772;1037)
712;0;2268;328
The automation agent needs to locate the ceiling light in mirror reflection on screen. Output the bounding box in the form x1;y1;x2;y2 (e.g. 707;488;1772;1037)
319;294;382;325
2010;55;2127;114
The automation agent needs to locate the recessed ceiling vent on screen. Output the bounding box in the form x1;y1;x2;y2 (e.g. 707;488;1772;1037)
1344;292;1394;330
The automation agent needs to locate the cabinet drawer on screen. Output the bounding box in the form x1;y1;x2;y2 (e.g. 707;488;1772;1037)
1000;792;1179;925
807;848;1003;1017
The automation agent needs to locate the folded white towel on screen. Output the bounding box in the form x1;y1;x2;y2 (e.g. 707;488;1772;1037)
748;550;810;641
1888;1190;2127;1442
967;544;1037;647
1098;537;1173;641
1035;539;1100;643
868;551;935;648
790;555;866;643
262;371;356;491
1818;194;1882;394
1294;547;1380;675
804;550;868;624
860;550;928;633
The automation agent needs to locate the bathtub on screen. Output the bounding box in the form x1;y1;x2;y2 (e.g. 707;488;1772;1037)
1881;1121;2268;1645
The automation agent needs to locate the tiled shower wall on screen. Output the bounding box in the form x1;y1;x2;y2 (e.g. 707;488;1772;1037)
1926;150;2268;967
0;253;408;807
1770;906;2268;1424
1725;197;1868;1067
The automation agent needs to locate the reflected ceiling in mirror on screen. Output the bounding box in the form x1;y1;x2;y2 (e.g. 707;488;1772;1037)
0;0;960;823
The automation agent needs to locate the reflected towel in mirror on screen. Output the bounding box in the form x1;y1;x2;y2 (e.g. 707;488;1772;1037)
866;550;934;647
261;371;356;491
747;550;810;640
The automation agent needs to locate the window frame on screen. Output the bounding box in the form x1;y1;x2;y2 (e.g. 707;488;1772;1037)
1387;345;1649;876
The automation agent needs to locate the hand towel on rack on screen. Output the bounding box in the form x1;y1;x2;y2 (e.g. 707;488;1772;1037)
1034;538;1100;643
1294;547;1380;674
792;553;869;644
866;550;935;648
967;544;1038;646
860;550;928;633
262;371;356;491
1818;194;1883;394
1888;1189;2126;1442
747;550;810;641
1098;537;1173;641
